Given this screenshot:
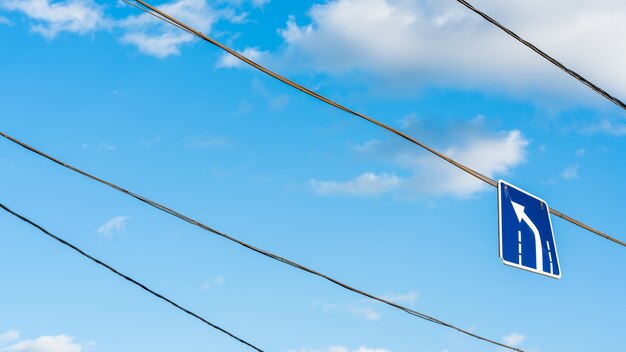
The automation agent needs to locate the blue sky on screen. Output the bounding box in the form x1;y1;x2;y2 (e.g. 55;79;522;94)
1;0;625;351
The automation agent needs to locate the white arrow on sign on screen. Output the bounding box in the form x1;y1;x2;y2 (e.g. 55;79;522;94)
511;200;545;273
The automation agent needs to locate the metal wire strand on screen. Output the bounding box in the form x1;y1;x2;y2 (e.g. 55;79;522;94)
0;202;264;352
455;0;626;111
0;132;524;352
125;0;625;248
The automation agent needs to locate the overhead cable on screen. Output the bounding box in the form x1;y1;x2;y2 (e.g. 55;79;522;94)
125;0;624;247
0;202;264;352
0;133;524;352
456;0;626;112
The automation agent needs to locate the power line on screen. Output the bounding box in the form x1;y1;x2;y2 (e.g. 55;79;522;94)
456;0;626;112
0;132;524;351
0;202;264;352
125;0;625;247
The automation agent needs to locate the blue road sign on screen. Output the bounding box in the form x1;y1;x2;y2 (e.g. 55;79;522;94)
498;180;561;279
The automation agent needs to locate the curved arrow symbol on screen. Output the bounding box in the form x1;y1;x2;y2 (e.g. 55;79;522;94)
511;200;546;273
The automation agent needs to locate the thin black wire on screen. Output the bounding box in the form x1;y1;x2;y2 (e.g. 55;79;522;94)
456;0;626;112
0;133;524;352
124;0;625;247
0;202;264;352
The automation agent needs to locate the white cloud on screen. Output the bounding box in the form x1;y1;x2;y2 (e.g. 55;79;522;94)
0;0;106;38
575;148;586;156
200;275;225;291
140;135;164;147
381;291;419;306
311;117;528;198
561;164;579;180
311;299;382;321
268;94;289;111
349;306;380;321
0;15;12;25
502;332;526;347
0;330;19;344
216;0;269;8
583;119;626;136
98;142;115;151
276;0;626;103
414;129;527;197
311;172;401;197
289;346;389;352
0;335;83;352
216;47;266;68
80;142;116;151
96;216;130;238
309;299;340;312
184;135;232;149
322;302;340;311
213;275;224;286
250;0;268;8
120;0;215;58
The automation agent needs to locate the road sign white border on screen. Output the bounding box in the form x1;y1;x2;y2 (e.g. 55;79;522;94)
498;179;562;279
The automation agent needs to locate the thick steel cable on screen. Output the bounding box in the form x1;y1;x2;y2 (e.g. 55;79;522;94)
124;0;624;247
0;202;264;352
0;132;523;351
456;0;626;112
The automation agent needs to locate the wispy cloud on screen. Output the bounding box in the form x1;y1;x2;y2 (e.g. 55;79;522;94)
120;0;215;58
98;142;115;151
311;298;392;322
140;136;164;147
349;306;380;321
1;0;256;58
502;332;526;347
0;0;107;38
96;216;130;239
81;142;116;151
311;292;416;324
0;334;87;352
216;47;266;68
216;0;270;9
250;0;269;7
275;0;626;104
268;94;289;112
118;0;252;58
309;299;340;312
583;118;626;136
310;116;528;199
381;291;419;306
199;275;225;291
311;172;401;197
561;164;579;180
0;15;12;25
0;330;19;344
289;346;390;352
